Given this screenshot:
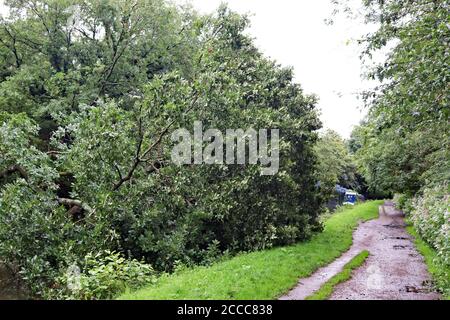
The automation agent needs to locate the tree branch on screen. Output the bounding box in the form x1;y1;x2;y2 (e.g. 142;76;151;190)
0;165;29;181
57;198;94;214
141;94;199;161
1;26;21;68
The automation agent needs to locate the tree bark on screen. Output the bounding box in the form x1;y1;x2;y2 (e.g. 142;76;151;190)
0;165;28;181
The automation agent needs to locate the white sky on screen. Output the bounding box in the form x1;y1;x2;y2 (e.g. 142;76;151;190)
0;0;377;138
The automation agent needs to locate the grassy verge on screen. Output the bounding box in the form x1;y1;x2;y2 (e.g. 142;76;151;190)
119;201;383;300
305;250;369;300
406;224;450;300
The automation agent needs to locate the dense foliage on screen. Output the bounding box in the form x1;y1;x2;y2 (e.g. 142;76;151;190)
0;0;325;298
315;130;363;202
339;0;449;292
410;185;449;267
347;0;449;197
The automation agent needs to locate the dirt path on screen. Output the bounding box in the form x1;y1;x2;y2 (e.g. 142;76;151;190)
280;202;441;300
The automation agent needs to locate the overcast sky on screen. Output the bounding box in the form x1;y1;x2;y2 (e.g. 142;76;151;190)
0;0;376;138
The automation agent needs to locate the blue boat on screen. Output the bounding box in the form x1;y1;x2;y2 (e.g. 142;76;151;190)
343;191;358;205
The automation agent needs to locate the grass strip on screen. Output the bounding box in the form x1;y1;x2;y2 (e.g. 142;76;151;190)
406;224;449;300
305;250;369;300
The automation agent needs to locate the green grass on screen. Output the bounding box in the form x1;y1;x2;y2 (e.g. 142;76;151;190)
305;250;369;300
406;224;450;300
119;201;383;300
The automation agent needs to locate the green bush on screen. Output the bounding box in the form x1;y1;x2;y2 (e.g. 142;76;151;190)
410;184;449;266
53;251;156;300
0;181;68;297
393;193;414;214
408;184;449;297
275;225;300;245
